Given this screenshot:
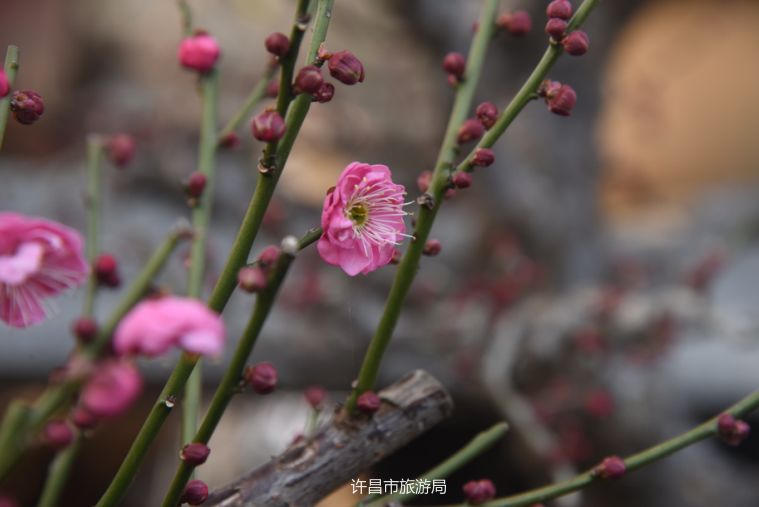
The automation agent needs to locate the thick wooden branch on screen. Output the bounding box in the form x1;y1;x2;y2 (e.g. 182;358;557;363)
206;370;454;507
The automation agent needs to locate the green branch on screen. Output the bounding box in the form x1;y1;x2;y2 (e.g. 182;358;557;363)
217;63;278;143
0;45;20;151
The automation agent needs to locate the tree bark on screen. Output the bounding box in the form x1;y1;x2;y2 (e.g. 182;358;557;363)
206;370;454;507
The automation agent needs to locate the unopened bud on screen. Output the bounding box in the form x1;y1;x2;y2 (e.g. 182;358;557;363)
251;110;286;142
10;90;44;125
462;479;496;505
562;30;590;56
717;413;751;446
304;385;327;409
71;406;97;430
423;239;442;256
328;50;365;85
417;170;433;192
44;420;74;450
180;442;211;466
356;391;381;414
0;71;9;98
546;83;576;116
475;101;498;129
472;147;495;167
457;118;485;144
547;0;573;20
178;33;221;73
238;266;267;293
72;317;98;345
94;254;121;288
245;362;278;394
180;479;209;506
497;11;532;37
185;172;207;199
219;131;240;149
258;246;281;269
442;52;466;79
313;82;335;103
264;32;290;58
594;455;626;479
266;78;280;98
545;18;568;40
106;134;136;168
452;172;472;189
294;65;324;95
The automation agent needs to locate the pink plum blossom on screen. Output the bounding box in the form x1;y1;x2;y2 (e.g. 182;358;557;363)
0;212;88;328
80;359;142;419
113;296;225;358
317;162;407;276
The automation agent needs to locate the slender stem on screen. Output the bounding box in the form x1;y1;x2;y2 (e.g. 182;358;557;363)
346;0;500;412
183;69;220;446
434;389;759;507
361;422;509;507
83;135;104;317
36;436;82;507
217;63;278;143
0;45;20;151
95;356;196;507
0;401;32;480
178;0;193;36
159;229;320;507
455;0;599;175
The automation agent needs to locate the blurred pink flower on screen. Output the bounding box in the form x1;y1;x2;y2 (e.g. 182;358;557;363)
0;212;88;328
113;296;225;358
317;162;407;276
80;359;142;419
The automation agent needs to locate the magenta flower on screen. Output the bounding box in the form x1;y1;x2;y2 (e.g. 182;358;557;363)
317;162;407;276
0;213;88;328
113;296;225;358
80;359;142;419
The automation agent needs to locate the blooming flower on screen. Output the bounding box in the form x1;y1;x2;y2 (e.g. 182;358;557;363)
0;213;88;328
317;162;407;276
80;359;142;419
113;296;225;358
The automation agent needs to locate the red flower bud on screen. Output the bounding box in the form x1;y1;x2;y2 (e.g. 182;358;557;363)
304;385;327;409
442;52;466;79
313;82;335;103
417;170;433;192
180;442;211;466
72;317;98;345
71;406;97;430
264;32;290;58
545;18;568;40
498;11;532;36
185;171;207;199
266;78;280;98
594;455;626;479
546;83;576;116
717;413;751;446
237;266;266;293
452;172;473;189
251;110;286;142
462;479;496;505
219;132;240;149
10;90;44;125
562;30;590;56
472;148;495;167
178;33;220;73
457;118;485;144
547;0;573;20
44;420;74;450
423;239;442;256
181;479;209;506
94;254;121;288
106;134;136;168
246;362;277;394
328;50;365;85
294;65;324;95
356;391;381;414
257;245;281;269
475;101;499;129
0;71;9;98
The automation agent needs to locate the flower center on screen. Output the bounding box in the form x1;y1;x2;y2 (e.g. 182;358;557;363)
348;202;369;226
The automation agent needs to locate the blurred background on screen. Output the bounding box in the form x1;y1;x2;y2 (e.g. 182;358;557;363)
2;0;759;505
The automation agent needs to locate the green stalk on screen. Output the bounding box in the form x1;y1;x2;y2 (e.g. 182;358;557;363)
0;45;19;151
36;436;82;507
83;135;104;317
183;69;220;446
361;422;509;507
217;63;278;144
346;0;500;411
436;389;759;507
159;228;321;507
